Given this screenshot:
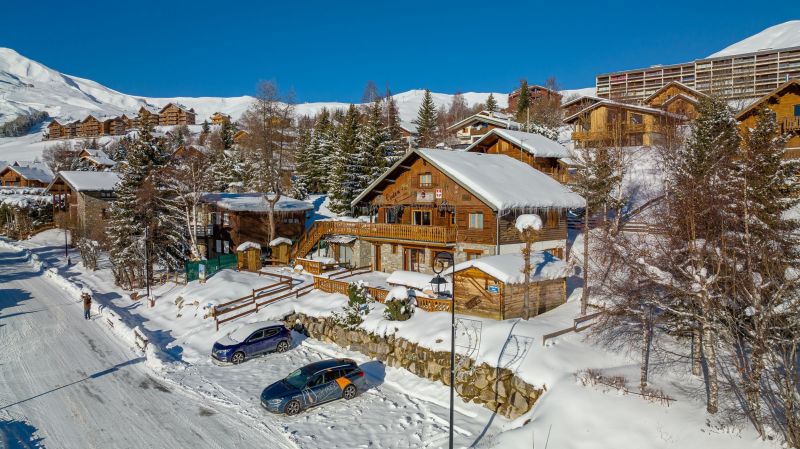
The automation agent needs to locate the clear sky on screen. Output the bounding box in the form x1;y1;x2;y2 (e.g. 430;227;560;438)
1;1;794;102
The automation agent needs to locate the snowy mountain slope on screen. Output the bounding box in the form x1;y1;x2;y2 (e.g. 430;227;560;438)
708;20;800;58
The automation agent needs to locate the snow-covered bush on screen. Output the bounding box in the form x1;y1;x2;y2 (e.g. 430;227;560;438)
77;238;100;270
332;281;374;329
383;287;414;321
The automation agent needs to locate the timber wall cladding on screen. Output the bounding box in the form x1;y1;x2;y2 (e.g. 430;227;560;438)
740;86;800;149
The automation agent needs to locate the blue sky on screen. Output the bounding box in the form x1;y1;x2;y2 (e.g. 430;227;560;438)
1;1;794;102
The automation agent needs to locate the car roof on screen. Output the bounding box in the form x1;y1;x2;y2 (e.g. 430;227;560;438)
228;321;285;342
303;358;357;373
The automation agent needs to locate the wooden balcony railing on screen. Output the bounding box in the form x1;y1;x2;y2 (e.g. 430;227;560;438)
781;118;800;133
312;276;449;312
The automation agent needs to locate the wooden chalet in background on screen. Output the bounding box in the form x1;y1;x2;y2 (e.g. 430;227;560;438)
78;148;117;170
447;111;522;145
0;162;54;188
507;84;561;113
292;149;583;274
104;116;127;135
464;128;572;183
78;115;103;137
158;103;196;126
46;120;66;139
137;107;160;128
210;112;230;125
46;171;121;240
199;193;313;259
736;79;800;158
643;81;707;120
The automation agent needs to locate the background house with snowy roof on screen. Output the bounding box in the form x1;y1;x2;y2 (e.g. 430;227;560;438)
0;162;54;188
78;148;118;170
199;192;313;259
464;128;571;182
446;110;522;145
290;149;584;275
46;171;120;240
158;103;196;126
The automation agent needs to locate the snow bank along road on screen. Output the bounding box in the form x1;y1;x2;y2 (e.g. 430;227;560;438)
0;246;296;449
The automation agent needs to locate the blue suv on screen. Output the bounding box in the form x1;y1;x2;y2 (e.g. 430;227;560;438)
212;321;291;364
261;359;367;415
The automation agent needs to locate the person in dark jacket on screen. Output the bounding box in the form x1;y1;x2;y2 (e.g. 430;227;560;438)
82;292;92;320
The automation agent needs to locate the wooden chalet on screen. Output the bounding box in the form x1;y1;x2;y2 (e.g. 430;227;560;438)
46;120;66;140
643;81;707;120
64;121;80;139
78;148;117;170
78;115;103;137
0;163;54;188
562;95;604;118
293;149;584;274
172;144;210;160
102;116;127;135
447;111;522;145
450;252;568;320
46;171;121;240
564;99;686;148
158;103;196;126
210;112;230;125
736;79;800;158
464;128;571;183
199;193;313;259
507;84;561;113
137;107;160;128
232;130;250;145
121;114;137;129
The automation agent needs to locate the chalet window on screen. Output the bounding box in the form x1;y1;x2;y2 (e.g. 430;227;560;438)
465;250;482;261
630;113;643;125
385;208;399;224
338;245;353;266
283;217;300;224
215;239;222;253
405;248;425;272
223;240;230;254
419;173;433;188
222;213;230;226
795;104;800;116
468;212;484;229
412;210;431;226
451;213;456;226
214;213;221;225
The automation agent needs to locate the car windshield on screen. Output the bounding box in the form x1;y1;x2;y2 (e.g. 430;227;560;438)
284;367;313;389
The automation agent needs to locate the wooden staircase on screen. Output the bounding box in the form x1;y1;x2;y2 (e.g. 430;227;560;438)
292;221;332;259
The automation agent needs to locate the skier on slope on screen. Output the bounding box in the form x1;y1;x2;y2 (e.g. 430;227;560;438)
82;291;92;320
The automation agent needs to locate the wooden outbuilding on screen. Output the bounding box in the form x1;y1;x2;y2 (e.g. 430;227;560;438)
449;252;568;320
236;241;263;272
268;237;293;265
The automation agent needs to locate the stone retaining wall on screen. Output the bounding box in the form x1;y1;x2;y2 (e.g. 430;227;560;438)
283;312;543;419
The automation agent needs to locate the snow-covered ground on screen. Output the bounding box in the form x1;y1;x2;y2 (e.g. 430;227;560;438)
1;229;779;448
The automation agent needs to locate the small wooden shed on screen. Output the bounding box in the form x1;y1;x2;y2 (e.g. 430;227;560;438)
450;252;568;320
236;241;262;272
269;237;293;265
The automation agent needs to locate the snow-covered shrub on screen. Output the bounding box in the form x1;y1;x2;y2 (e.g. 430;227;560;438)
332;281;374;329
384;287;414;321
76;238;100;270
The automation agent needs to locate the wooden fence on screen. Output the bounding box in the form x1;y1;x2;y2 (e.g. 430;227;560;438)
541;311;602;345
312;276;451;312
213;274;297;330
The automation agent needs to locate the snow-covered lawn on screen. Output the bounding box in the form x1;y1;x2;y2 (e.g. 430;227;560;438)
3;229;779;448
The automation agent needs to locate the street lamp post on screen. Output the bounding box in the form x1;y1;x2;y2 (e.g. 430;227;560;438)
432;251;455;449
64;225;70;265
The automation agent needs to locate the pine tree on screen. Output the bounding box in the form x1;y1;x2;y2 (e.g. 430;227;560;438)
307;109;335;193
383;91;406;167
328;105;361;214
486;93;498;113
414;89;438;148
199;120;210;145
220;119;235;150
515;79;531;122
358;100;389;184
292;126;312;200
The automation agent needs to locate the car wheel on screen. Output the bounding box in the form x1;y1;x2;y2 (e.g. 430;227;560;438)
276;341;289;353
231;351;245;364
284;399;302;416
342;384;357;400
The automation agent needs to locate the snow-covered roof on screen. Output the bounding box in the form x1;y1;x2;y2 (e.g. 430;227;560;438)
0;163;54;183
450;252;569;284
353;149;584;211
236;241;261;252
227;321;285;343
200;192;313;213
561;95;604;108
446;111;522;132
80;150;116;167
464;128;570;159
48;171;121;192
643;81;706;105
269;237;292;247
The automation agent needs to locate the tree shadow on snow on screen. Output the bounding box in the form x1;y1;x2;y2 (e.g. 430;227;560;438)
0;289;34;318
0;417;46;449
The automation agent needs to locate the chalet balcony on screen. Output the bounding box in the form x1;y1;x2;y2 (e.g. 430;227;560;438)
781;118;800;133
572;123;652;142
319;221;458;243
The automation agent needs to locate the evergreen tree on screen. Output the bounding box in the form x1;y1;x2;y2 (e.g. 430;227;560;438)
220;119;235;150
309;109;335;193
413;89;438;148
199;120;210;145
515;79;531;122
357;100;389;184
486;93;498;113
292;126;312;200
383;92;406;167
328;105;361;214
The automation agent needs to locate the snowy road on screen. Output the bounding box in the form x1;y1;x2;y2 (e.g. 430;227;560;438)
0;247;295;449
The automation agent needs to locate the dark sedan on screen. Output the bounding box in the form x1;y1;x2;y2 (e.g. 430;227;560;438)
260;358;367;415
211;321;291;364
